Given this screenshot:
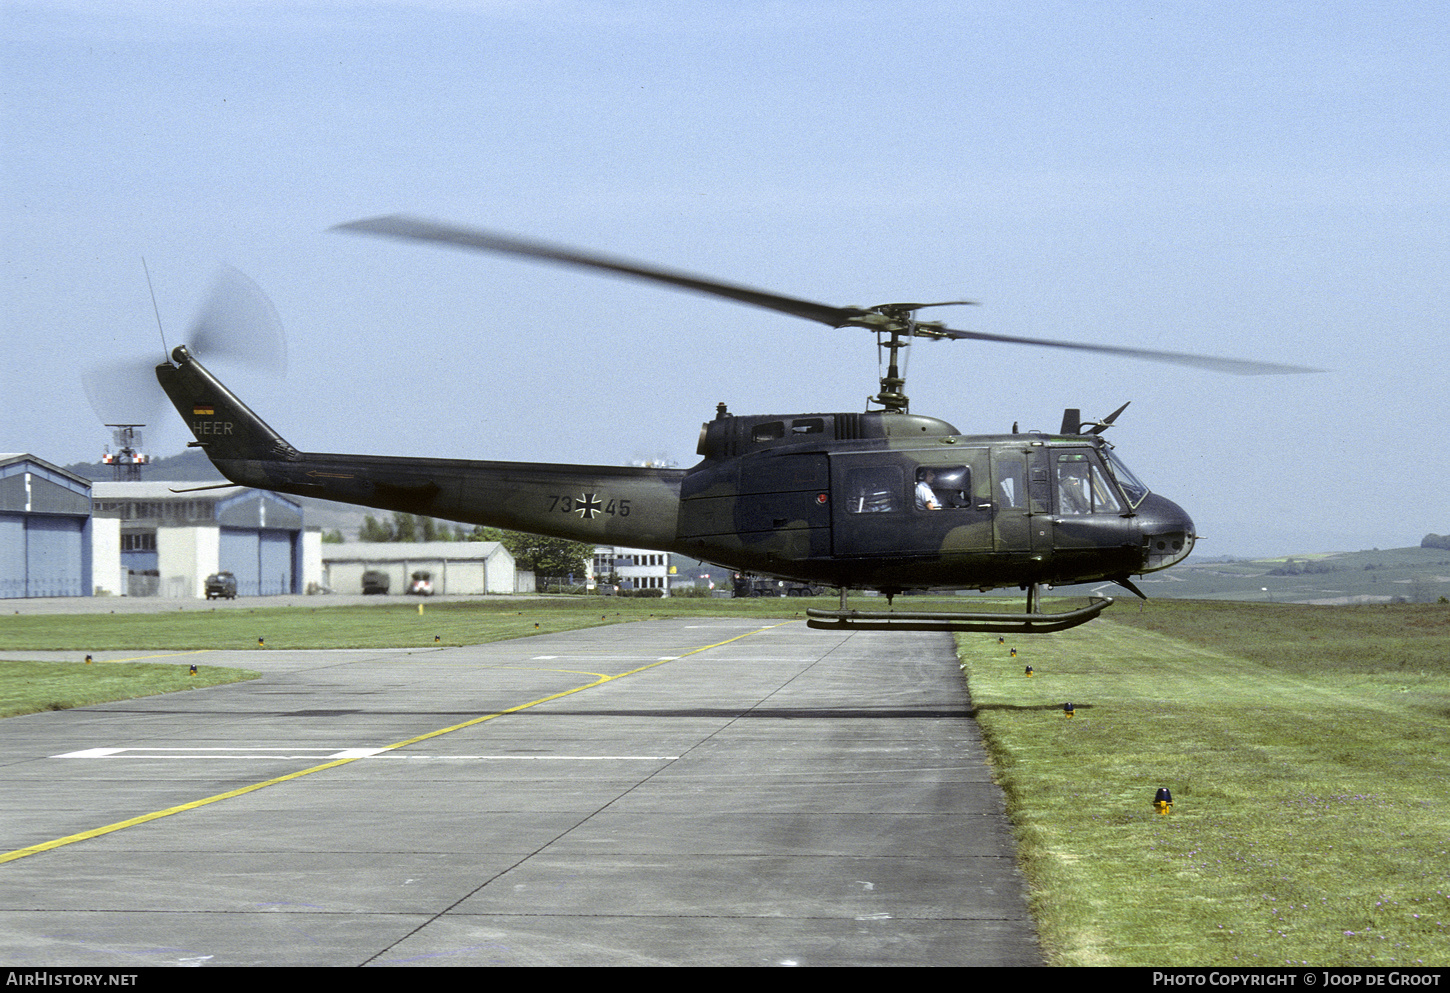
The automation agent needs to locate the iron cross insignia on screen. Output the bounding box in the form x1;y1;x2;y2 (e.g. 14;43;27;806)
574;493;603;519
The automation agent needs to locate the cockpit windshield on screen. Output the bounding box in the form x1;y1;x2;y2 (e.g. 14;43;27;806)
1102;447;1150;508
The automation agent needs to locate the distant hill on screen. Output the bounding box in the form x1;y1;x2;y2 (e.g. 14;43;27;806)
1127;546;1450;605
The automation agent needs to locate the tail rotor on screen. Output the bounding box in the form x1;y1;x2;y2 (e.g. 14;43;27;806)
83;266;287;434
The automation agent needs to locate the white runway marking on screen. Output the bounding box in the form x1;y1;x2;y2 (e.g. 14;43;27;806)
55;746;390;760
54;746;677;761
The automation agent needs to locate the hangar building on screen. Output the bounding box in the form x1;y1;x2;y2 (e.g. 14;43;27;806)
0;455;93;599
90;482;319;598
322;541;518;596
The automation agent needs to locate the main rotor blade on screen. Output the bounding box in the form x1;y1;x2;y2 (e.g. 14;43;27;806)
929;326;1321;375
336;215;1320;375
334;215;867;328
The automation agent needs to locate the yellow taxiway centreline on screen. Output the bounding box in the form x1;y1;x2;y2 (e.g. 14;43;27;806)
1;623;786;864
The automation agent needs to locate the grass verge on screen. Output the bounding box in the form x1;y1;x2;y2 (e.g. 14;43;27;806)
0;595;842;652
1;659;260;718
958;599;1450;967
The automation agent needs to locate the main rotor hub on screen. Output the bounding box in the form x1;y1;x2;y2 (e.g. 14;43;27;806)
852;303;956;414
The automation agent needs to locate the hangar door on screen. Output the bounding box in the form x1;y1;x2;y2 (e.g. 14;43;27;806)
0;514;22;598
0;513;86;598
220;528;295;596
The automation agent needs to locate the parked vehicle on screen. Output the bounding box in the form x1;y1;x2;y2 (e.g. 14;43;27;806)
407;571;434;596
731;573;824;597
361;570;390;595
205;571;237;600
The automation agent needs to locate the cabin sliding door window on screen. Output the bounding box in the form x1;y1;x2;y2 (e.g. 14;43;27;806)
845;466;902;514
912;465;973;511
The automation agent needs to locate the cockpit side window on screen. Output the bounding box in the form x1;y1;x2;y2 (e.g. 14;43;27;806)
1055;451;1123;515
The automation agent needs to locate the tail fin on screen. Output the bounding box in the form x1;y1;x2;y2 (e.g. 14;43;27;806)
155;345;300;463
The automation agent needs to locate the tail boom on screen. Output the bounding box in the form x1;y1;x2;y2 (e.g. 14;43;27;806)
156;346;684;547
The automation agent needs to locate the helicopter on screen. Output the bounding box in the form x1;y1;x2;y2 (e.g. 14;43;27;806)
154;216;1315;633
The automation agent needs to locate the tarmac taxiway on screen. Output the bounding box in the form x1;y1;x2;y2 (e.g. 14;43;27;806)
1;617;1040;966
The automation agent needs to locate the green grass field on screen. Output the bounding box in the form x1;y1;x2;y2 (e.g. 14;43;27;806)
959;600;1449;967
4;594;1447;965
0;596;827;653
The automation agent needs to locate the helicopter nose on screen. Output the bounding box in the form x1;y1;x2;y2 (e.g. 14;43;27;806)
1136;493;1196;572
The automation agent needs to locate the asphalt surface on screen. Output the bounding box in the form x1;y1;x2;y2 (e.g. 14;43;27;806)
1;616;1042;967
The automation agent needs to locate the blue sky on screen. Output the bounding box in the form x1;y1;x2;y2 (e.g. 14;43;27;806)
3;1;1446;557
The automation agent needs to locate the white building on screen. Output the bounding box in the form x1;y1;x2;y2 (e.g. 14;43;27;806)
592;545;671;595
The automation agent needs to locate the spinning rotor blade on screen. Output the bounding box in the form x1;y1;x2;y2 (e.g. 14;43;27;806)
83;357;169;426
924;325;1321;375
335;215;867;328
885;301;978;311
187;266;287;375
84;267;286;429
336;215;1319;376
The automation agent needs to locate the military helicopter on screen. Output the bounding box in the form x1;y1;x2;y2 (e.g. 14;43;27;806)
155;216;1315;633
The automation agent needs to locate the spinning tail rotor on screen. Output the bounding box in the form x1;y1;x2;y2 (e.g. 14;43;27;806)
84;266;287;434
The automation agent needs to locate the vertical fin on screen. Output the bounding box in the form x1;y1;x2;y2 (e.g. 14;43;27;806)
155;345;299;462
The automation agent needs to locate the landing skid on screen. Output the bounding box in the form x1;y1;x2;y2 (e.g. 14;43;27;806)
805;585;1114;634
